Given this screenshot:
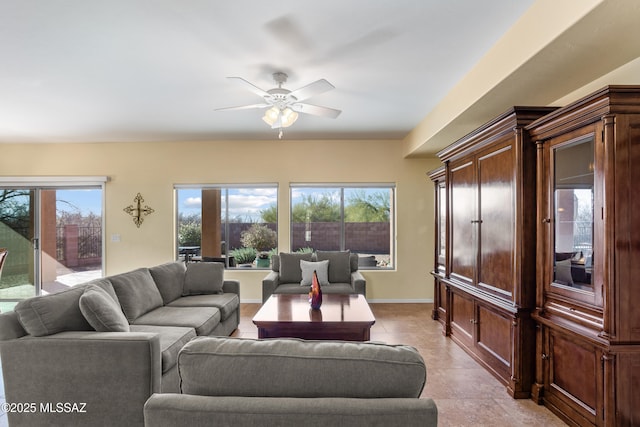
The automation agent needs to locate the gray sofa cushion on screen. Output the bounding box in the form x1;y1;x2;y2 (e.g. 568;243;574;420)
79;285;130;332
14;285;93;336
178;337;426;398
317;250;351;283
184;262;224;295
110;268;164;322
13;280;119;337
130;325;196;373
350;252;359;272
133;306;221;336
279;252;313;283
149;261;186;304
168;294;239;321
300;260;329;286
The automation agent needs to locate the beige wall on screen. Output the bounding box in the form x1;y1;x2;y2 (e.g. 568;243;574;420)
0;139;441;302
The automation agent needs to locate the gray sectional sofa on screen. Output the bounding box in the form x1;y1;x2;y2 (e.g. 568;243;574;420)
144;336;438;427
0;261;240;427
262;250;366;302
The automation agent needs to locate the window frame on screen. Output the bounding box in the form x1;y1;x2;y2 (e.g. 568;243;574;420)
174;183;278;269
289;183;396;270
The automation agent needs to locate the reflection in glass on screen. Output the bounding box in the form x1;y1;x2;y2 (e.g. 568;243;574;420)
438;184;446;265
553;138;594;290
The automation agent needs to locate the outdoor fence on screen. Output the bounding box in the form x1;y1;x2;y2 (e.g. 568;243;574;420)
184;222;391;255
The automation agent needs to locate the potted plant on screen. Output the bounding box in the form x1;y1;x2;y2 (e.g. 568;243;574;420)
229;247;257;267
240;224;277;268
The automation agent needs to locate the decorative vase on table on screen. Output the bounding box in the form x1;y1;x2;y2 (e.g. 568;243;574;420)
309;270;323;309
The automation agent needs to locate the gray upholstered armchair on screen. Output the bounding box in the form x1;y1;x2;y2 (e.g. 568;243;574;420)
261;251;366;303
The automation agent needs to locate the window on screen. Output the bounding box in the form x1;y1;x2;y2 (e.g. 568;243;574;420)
0;177;106;305
175;185;278;268
290;184;395;269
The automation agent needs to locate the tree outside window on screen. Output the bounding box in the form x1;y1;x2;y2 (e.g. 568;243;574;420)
290;185;394;268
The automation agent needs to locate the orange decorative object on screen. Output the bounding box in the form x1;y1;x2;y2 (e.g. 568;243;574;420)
309;270;323;309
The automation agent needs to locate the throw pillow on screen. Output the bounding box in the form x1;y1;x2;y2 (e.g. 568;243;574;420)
316;250;351;283
79;285;130;332
279;252;313;283
184;262;224;295
300;260;330;286
555;259;574;286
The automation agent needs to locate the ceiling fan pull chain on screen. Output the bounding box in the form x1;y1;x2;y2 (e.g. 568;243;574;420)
278;128;283;139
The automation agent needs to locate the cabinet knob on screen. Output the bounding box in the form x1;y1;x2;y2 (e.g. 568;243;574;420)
542;218;551;223
470;219;483;224
541;353;549;360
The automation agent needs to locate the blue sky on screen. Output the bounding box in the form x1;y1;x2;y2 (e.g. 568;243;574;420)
178;188;277;222
56;189;102;216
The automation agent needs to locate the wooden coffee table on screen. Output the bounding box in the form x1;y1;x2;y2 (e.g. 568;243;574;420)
252;294;375;341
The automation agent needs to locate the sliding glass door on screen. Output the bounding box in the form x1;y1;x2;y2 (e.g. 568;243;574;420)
0;182;104;306
0;189;37;301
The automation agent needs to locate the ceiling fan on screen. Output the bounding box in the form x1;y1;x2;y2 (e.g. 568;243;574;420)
216;72;341;138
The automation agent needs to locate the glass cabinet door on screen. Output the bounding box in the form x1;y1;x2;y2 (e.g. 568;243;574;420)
550;135;597;300
437;181;446;270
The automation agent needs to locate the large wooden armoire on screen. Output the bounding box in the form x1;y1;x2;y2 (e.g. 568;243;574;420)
431;107;556;398
526;86;640;426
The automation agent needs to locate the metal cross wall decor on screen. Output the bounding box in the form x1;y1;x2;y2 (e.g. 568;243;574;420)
123;193;155;228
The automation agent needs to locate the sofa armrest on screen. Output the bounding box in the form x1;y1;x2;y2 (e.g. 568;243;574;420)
0;331;162;427
222;279;240;297
351;270;366;296
261;271;280;303
0;311;27;341
144;394;438;427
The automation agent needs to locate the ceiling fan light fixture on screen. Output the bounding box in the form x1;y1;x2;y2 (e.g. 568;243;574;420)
262;106;280;126
262;106;298;129
280;107;298;128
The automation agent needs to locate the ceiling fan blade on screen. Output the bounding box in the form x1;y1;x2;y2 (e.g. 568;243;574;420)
215;103;270;111
289;79;334;102
291;103;341;119
227;77;269;98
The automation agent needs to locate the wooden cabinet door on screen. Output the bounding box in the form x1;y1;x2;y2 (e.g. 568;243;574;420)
477;142;515;301
449;159;476;284
450;289;474;346
543;327;602;426
540;125;602;309
476;303;512;378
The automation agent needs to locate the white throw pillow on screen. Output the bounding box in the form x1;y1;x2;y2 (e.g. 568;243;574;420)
300;260;330;286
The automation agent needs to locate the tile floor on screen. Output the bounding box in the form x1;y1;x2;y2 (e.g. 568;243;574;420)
0;303;567;426
233;303;568;426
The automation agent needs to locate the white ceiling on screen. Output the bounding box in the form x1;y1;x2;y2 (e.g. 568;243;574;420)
0;0;535;144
